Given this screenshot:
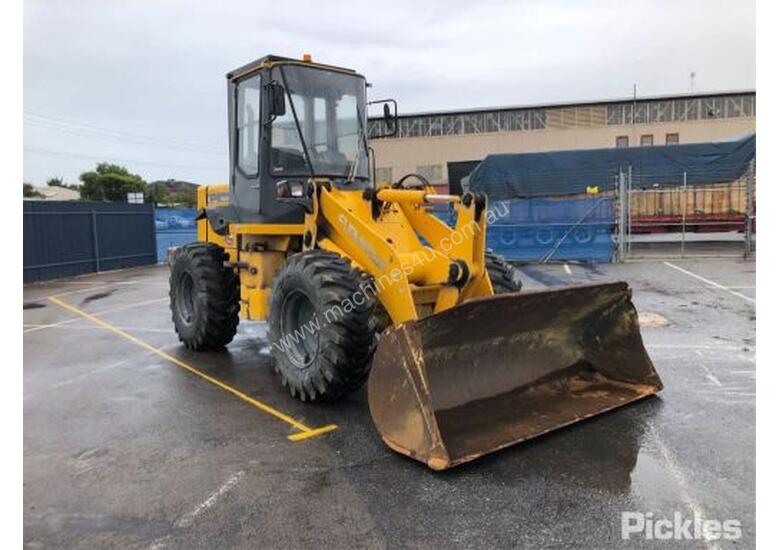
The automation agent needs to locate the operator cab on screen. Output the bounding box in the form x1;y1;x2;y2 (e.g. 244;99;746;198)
225;54;390;225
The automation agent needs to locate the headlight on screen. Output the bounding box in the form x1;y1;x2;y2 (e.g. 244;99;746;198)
276;180;306;199
289;181;305;197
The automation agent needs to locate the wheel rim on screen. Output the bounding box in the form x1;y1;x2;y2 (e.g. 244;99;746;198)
176;271;196;325
280;290;318;368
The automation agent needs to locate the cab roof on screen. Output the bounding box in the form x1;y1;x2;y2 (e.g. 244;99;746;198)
226;55;359;82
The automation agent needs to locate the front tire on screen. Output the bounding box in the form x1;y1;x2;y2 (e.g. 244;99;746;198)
169;243;240;350
268;250;378;402
486;249;523;294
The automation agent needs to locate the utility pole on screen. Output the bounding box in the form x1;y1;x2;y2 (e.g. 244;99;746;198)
631;83;638;144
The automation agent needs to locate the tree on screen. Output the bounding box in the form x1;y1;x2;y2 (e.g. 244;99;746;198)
23;183;44;198
170;188;197;207
79;163;147;202
146;180;197;207
146;181;169;205
46;177;64;187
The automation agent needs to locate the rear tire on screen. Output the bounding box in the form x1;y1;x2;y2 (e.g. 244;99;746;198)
268;250;378;402
169;243;240;350
486;249;523;294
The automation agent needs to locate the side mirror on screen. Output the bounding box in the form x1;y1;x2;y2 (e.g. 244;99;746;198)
368;99;398;137
268;82;287;117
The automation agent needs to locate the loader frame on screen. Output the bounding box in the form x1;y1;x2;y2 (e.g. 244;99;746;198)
170;54;663;470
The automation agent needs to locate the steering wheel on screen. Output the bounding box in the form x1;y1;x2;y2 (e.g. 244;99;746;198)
393;173;432;190
272;147;308;172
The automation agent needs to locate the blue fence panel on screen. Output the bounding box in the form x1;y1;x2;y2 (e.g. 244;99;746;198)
23;201;157;283
155;208;197;262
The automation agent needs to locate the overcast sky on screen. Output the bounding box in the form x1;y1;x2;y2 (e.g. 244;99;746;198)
23;0;755;185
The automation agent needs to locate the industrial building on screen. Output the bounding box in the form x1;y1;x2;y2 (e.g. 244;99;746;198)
368;90;756;193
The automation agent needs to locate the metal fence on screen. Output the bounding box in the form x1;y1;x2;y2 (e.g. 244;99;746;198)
615;162;755;260
27;168;750;280
23;201;157;283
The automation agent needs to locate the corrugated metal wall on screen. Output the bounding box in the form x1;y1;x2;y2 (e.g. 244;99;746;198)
23;201;157;283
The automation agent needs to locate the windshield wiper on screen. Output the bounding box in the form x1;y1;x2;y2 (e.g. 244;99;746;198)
278;67;316;178
346;106;369;183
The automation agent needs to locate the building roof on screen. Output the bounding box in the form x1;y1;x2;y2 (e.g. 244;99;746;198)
372;89;756;120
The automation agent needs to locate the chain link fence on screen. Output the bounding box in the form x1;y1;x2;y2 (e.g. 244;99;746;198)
615;162;755;260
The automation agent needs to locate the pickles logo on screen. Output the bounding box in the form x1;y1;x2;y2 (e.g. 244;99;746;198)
337;214;387;271
621;512;742;541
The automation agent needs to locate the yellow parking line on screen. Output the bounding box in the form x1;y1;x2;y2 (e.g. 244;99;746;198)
287;424;339;441
48;295;337;441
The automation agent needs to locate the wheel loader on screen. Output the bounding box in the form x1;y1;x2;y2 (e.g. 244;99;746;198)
169;54;663;470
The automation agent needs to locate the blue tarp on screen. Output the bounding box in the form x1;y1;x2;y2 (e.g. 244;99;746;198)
486;197;615;263
467;133;755;199
432;196;615;263
155;208;196;262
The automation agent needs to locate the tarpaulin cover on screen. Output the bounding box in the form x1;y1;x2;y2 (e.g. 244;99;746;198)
467;133;755;200
486;197;615;263
432;197;615;263
155;208;197;263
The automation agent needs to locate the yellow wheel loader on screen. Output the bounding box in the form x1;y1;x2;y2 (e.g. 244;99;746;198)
169;54;663;470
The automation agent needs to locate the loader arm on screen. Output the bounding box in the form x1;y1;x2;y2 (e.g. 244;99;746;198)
311;186;493;325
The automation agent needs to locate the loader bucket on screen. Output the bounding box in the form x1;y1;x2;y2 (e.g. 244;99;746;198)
367;282;662;470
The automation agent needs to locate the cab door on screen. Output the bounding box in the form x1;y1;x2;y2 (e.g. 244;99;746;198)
230;73;262;220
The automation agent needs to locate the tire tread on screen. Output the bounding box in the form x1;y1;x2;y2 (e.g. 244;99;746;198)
269;250;377;402
169;243;239;351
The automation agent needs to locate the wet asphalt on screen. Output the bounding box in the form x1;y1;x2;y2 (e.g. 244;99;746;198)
23;258;756;549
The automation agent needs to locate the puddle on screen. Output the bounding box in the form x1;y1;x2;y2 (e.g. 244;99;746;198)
516;266;567;287
80;289;117;304
630;450;683;503
24;302;46;310
450;398;663;495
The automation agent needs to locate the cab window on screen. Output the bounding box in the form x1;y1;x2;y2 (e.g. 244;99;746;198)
236;76;260;175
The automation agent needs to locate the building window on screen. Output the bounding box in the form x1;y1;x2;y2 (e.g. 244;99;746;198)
416;164;443;184
640;134;654;147
375;167;393;184
666;133;679;145
616;136;629;148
